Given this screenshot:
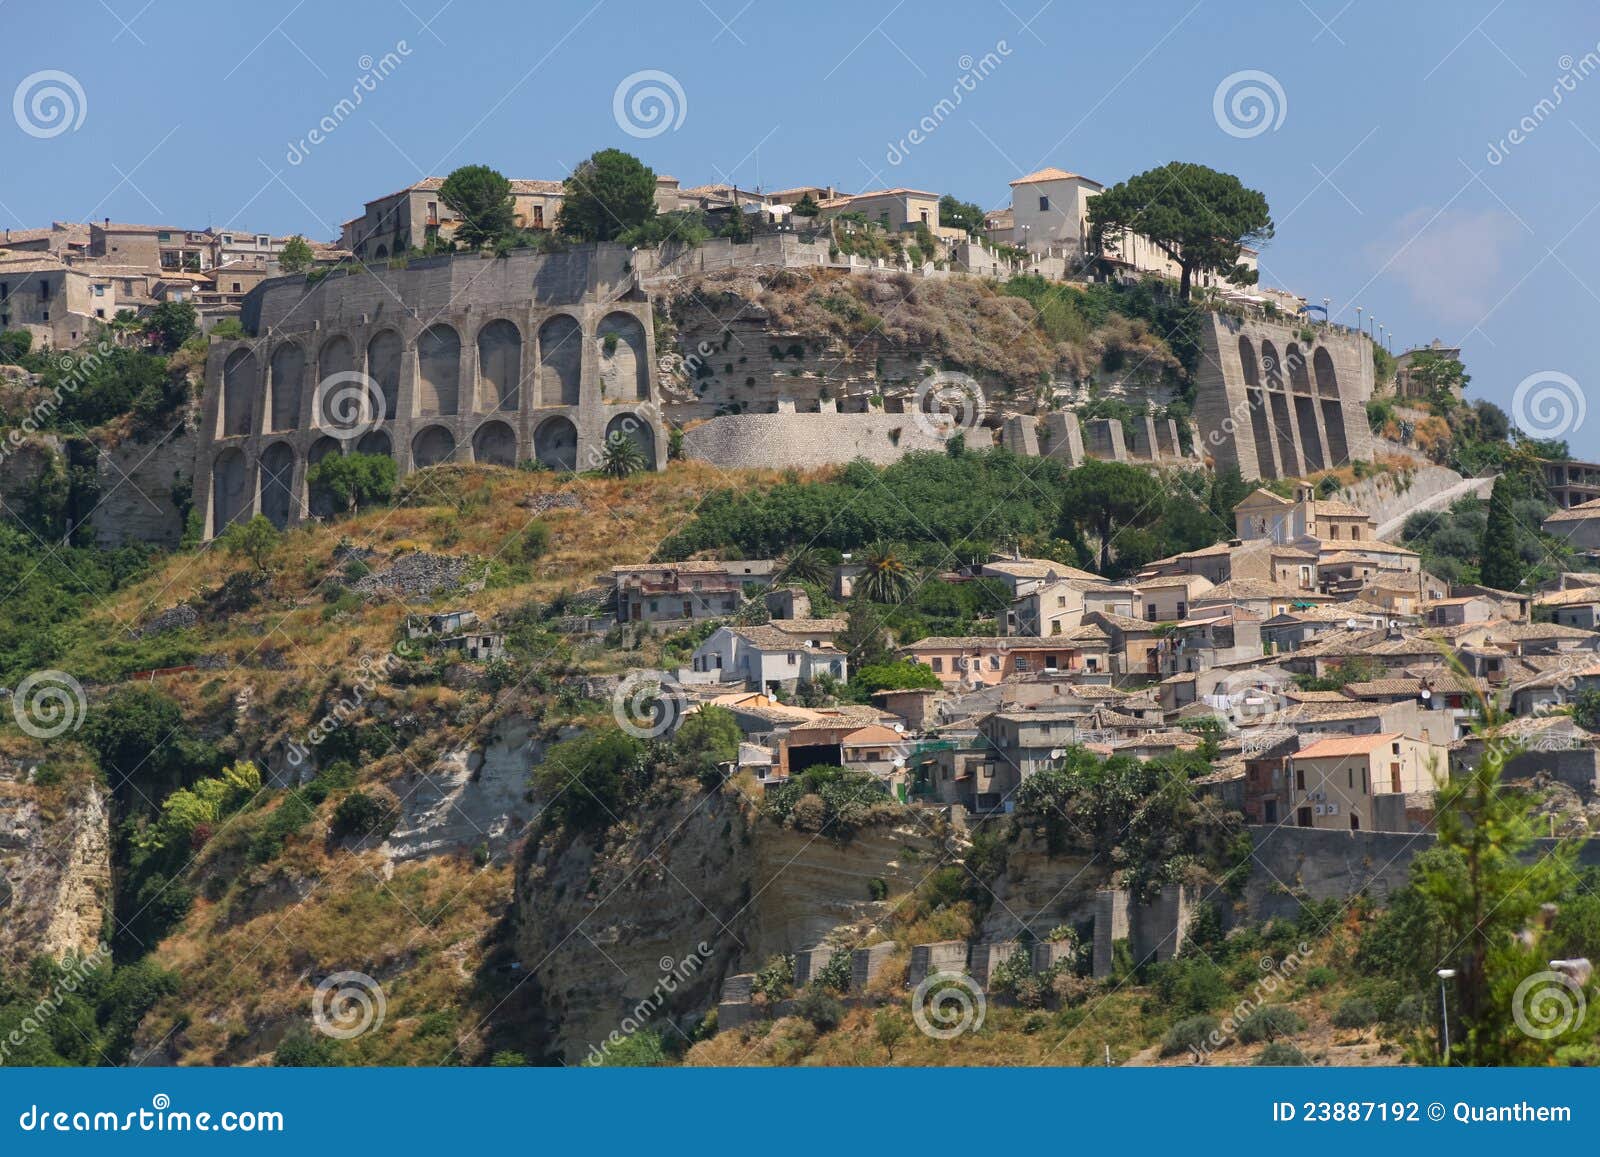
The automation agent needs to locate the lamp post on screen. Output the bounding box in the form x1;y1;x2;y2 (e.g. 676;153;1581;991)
1322;297;1330;328
1436;968;1456;1063
1355;305;1364;337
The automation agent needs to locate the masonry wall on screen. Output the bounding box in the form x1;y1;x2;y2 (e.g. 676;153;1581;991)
1194;313;1375;482
195;245;666;538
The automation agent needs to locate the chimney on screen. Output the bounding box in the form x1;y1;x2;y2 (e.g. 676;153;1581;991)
103;217;109;227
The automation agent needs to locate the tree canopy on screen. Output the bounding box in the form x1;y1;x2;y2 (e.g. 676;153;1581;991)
556;149;658;242
1087;162;1273;299
439;164;517;249
938;194;986;236
277;234;315;273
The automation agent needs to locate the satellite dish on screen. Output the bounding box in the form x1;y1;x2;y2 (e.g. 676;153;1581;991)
1049;748;1064;759
1420;688;1432;701
1346;618;1357;630
892;722;904;733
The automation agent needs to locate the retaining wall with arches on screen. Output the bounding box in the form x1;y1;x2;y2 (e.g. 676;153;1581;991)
195;244;666;537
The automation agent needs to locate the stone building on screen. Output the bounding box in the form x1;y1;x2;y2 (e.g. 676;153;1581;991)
1193;312;1375;481
194;243;665;538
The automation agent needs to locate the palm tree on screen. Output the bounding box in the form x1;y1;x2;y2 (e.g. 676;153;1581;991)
778;546;830;586
857;542;915;604
601;432;647;478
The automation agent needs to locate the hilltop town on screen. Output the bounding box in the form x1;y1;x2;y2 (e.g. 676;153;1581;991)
1;148;1596;1070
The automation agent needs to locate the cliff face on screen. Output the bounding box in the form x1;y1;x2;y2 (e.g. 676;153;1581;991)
0;767;111;964
512;785;944;1063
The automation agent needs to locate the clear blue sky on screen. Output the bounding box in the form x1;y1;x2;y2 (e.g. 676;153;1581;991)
6;0;1598;455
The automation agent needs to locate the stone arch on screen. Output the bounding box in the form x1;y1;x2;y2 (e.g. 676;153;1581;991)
1313;347;1339;398
211;446;249;532
1260;340;1284;391
471;419;517;467
411;424;456;468
314;335;357;428
418;323;461;415
606;412;656;465
355;429;392;457
268;343;305;432
307;435;342;519
476;319;521;412
538;314;582;406
1286;344;1312;394
1238;336;1259;388
597;311;649;401
258;441;297;529
222;349;256;437
367;330;402;420
533;414;578;470
374;244;388;260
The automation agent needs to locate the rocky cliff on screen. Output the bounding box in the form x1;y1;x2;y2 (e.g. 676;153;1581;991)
0;760;111;964
512;781;947;1063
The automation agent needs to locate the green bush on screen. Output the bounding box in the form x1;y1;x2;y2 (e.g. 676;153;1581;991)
331;791;390;839
1302;966;1336;990
1254;1041;1307;1066
1333;998;1378;1028
1237;1004;1307;1044
795;989;845;1031
1161;1014;1220;1056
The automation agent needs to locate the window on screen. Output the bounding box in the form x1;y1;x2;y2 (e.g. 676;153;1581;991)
1295;767;1305;790
987;654;1001;669
92;284;105;296
533;206;544;227
221;234;234;244
232;282;241;292
1086;657;1098;671
1146;605;1157;621
257;235;270;247
1038;195;1050;211
1176;603;1186;619
930;658;943;672
1056;595;1066;607
787;653;798;666
158;231;171;241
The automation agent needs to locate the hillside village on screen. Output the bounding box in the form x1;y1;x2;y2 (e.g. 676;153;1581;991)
1;146;1597;1070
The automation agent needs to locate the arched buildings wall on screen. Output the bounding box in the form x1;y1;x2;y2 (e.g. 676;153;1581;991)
193;244;664;538
1192;313;1375;483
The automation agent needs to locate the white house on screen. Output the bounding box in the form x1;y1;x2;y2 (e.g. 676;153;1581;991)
690;625;848;692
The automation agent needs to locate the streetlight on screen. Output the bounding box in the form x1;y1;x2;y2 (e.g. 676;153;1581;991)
1436;968;1456;1062
1355;305;1363;338
1322;297;1330;328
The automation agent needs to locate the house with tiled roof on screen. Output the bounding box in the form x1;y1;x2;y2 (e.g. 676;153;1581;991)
689;623;848;692
1287;731;1446;831
900;629;1112;688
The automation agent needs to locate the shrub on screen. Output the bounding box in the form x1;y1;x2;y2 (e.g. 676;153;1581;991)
1254;1041;1308;1066
795;989;845;1031
868;877;888;901
1333;998;1378;1028
1237;1004;1307;1044
1302;966;1336;991
752;954;795;1001
331;791;390;839
518;520;551;562
812;949;852;994
1161;1014;1220;1057
1151;956;1230;1016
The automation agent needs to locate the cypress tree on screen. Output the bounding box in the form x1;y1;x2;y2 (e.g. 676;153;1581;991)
1478;473;1522;591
